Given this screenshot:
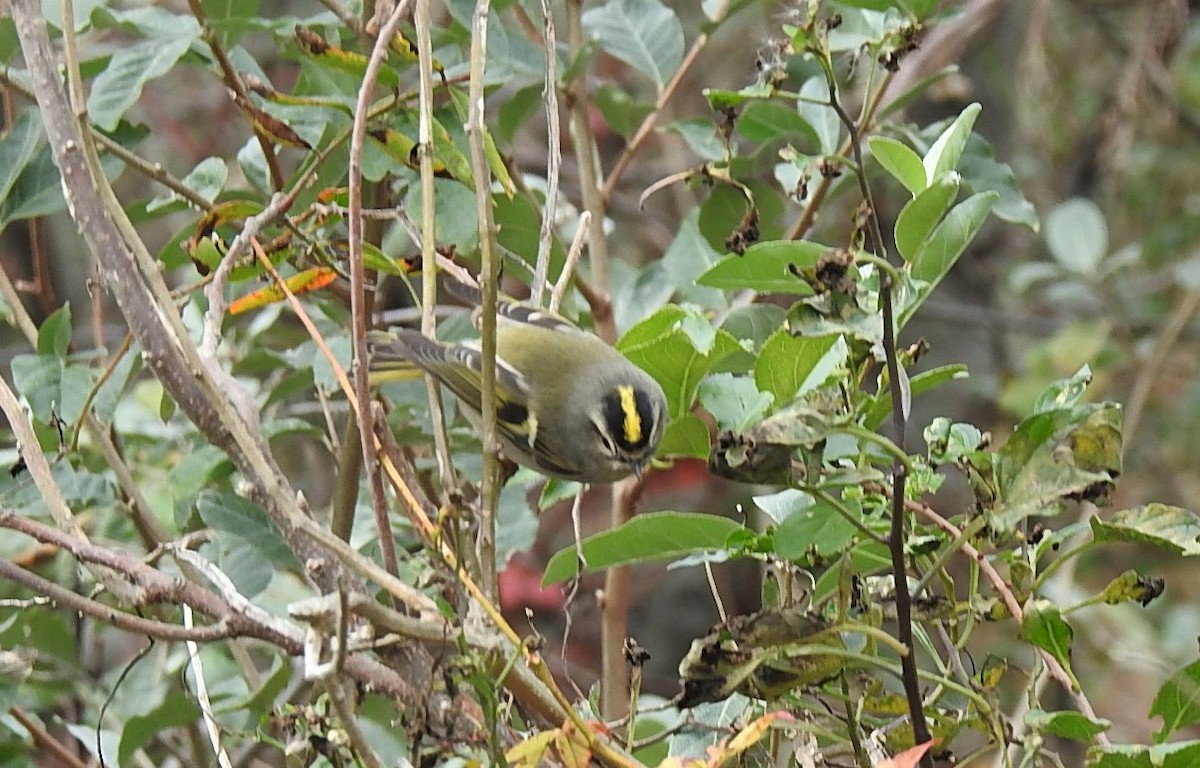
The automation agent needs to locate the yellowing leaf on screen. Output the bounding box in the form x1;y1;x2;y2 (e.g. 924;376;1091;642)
724;711;793;755
505;730;557;767
230;267;337;314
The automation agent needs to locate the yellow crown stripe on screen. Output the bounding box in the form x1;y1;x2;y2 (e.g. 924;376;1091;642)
617;385;643;445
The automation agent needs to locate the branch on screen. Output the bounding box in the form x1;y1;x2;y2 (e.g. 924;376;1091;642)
826;53;933;764
10;0;440;708
600;0;734;204
467;0;501;602
347;0;411;597
531;0;562;304
911;501;1109;743
415;0;459;496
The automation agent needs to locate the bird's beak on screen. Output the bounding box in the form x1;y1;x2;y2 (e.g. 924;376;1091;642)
630;459;647;482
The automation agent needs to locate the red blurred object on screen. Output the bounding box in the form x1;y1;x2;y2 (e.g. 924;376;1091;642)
499;551;566;614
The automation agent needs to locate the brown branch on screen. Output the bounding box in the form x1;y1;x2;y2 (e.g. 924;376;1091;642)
910;500;1109;742
348;0;412;598
828;53;932;764
600;0;734;204
0;511;421;699
182;0;285;189
0;557;235;643
466;0;502;602
8;706;90;768
0;513;278;644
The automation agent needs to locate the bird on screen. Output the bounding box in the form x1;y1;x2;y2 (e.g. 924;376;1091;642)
369;281;668;484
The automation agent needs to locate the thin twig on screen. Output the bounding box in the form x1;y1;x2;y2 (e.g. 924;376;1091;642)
415;0;458;496
0;555;231;643
827;54;933;764
200;192;292;355
910;501;1110;743
600;0;733;204
1123;275;1200;448
549;209;590;313
531;0;562;304
183;605;235;768
467;0;501;602
183;0;285;189
8;707;90;768
348;0;413;592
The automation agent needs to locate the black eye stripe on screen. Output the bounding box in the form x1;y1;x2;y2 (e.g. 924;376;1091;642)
601;386;656;452
498;401;529;425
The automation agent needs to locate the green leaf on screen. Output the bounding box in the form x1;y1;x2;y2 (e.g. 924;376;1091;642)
88;32;199;131
667;118;726;161
1032;364;1092;413
754;332;846;405
772;500;858;564
0;109;44;205
798;76;841;155
37;305;72;357
1024;709;1111;742
119;693;201;766
595;83;654;139
1045;197;1108;274
218;537;274;597
1019;599;1075;680
958;133;1039;230
904;191;998;322
1097;570;1164;607
868;135;926;196
698;374;773;432
1091;505;1200;557
195;490;300;570
497;476;540;565
736;101;819;147
1088;741;1200;768
864;364;968;430
987;401;1122;533
660;209;728;310
179;156;228;204
618;305;741;418
542;512;744;584
697;240;825;294
657;413;711;459
696;181;748;250
0;151;66;225
403;178;479;253
894;174;959;263
481;10;548;87
752;488;812;524
922;101;981;185
148;156;228;212
239;657;294;714
236;137;270;194
497;84;543;145
582;0;683;92
830;0;906;10
703;86;771;112
1152;659;1200;742
9;354;95;428
924;416;984;466
719;304;786;351
494;193;564;279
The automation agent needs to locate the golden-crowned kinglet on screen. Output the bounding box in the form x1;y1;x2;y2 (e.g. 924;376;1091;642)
370;282;667;484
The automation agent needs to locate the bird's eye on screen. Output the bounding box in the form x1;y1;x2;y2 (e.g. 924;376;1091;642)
594;423;616;455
